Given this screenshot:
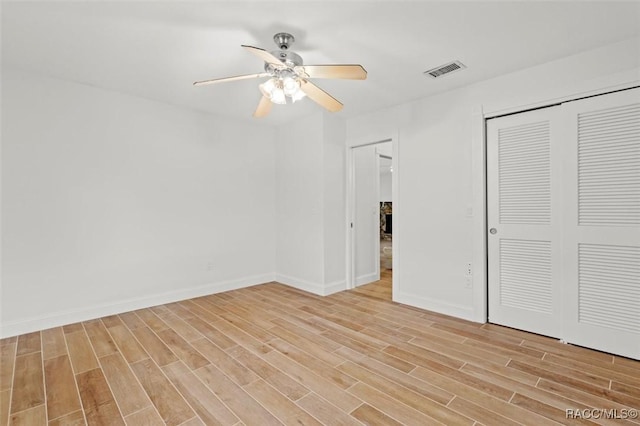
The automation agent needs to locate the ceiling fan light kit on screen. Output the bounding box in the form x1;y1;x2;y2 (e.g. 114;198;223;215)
259;69;306;105
194;32;367;117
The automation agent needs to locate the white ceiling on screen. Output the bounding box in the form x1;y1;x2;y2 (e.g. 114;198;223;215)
3;1;640;125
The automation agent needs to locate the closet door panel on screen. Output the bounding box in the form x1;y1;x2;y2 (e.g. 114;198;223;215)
562;88;640;360
487;107;563;338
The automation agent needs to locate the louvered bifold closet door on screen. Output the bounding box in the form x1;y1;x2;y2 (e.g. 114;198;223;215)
562;88;640;360
487;107;564;338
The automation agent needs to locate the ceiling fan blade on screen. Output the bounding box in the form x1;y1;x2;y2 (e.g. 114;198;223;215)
297;65;367;80
242;45;284;67
253;96;272;118
193;72;269;86
300;80;343;113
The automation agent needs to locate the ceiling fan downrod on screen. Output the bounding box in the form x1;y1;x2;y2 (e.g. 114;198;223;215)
273;32;294;50
268;33;303;69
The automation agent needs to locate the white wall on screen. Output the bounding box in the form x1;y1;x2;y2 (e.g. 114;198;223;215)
378;144;392;202
322;114;347;291
275;114;325;289
1;68;277;337
346;37;640;322
380;168;392;202
275;112;347;295
376;143;392;158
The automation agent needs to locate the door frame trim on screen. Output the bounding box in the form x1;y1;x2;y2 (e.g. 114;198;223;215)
471;106;488;323
346;133;398;295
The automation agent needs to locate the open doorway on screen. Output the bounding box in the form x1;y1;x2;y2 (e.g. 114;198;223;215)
347;140;395;301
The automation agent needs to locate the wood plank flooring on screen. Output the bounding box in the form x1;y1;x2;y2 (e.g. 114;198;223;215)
1;281;639;425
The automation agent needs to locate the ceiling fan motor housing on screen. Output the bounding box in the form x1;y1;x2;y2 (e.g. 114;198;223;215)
265;50;303;71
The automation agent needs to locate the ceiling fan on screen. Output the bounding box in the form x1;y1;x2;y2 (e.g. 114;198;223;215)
193;32;367;118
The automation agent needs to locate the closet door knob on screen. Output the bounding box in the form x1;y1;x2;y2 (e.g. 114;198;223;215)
489;228;497;235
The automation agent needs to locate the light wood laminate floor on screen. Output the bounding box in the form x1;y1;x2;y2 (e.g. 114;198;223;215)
351;237;393;302
352;267;392;302
1;282;639;425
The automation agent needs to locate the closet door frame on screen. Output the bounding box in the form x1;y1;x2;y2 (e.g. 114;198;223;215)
471;81;640;325
477;84;640;360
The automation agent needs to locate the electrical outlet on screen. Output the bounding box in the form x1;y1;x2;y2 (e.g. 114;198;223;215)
466;262;472;276
466;205;473;218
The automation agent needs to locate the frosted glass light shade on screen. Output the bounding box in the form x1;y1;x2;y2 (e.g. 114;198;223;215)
259;78;276;96
282;77;298;95
290;87;306;103
259;77;306;105
270;87;286;104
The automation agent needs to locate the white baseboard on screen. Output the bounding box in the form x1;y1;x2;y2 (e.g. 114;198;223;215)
355;271;379;287
275;274;325;296
324;280;347;295
275;274;346;296
393;291;477;323
0;273;275;338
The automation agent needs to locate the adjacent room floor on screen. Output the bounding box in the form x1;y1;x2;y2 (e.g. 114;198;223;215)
2;281;639;425
351;237;393;302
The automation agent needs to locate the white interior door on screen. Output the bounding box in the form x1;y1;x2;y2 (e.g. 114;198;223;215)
487;107;564;338
562;88;640;360
353;144;380;286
